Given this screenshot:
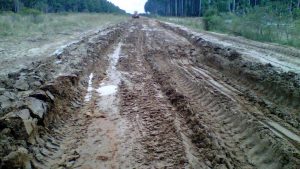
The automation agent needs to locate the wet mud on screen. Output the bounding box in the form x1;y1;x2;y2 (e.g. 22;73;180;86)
0;18;299;169
160;21;300;129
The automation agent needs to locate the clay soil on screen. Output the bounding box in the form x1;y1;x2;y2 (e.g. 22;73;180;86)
0;18;299;169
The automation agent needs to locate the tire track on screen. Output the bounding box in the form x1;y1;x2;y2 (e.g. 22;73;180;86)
16;18;299;169
117;21;188;168
143;19;299;169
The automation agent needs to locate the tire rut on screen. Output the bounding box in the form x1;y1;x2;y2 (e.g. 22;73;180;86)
2;18;299;169
144;19;299;169
117;21;188;168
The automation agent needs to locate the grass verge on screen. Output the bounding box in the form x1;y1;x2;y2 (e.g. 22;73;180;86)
158;17;204;31
0;13;127;40
157;15;300;49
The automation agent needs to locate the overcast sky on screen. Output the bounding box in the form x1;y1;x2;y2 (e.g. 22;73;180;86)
108;0;147;14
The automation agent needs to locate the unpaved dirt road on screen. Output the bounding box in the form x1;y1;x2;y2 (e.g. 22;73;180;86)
1;18;300;169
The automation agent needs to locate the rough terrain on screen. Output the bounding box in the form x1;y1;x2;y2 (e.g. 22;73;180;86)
0;18;299;169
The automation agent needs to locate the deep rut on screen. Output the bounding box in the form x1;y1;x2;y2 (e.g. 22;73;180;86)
16;19;300;169
117;22;187;168
144;19;299;169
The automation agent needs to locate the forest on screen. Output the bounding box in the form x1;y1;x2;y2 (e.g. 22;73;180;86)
145;0;300;48
0;0;125;14
145;0;300;17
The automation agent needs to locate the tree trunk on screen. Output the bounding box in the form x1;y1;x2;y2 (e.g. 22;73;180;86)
191;0;193;16
175;0;177;16
168;0;171;16
45;5;49;13
199;0;202;16
184;0;188;16
181;0;184;16
289;0;293;14
13;0;20;13
298;0;300;8
233;0;236;12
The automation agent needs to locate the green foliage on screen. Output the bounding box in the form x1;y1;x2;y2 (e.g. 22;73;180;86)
204;8;218;17
20;7;41;16
0;0;126;14
0;21;12;36
162;0;300;48
203;8;220;30
204;8;300;48
203;15;221;30
145;0;300;18
293;9;300;18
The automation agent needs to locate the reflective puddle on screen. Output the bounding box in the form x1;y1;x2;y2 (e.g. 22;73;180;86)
84;73;94;102
97;85;118;96
97;42;122;97
267;121;300;143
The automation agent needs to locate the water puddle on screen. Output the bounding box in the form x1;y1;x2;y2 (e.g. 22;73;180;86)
96;42;122;99
267;121;300;143
261;120;300;148
84;73;94;102
94;41;123;115
74;42;124;168
97;85;117;96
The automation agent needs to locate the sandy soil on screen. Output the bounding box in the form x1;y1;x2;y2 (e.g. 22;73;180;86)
0;18;299;169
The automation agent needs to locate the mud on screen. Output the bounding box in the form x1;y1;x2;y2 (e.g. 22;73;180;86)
0;22;127;168
0;18;300;169
159;21;300;129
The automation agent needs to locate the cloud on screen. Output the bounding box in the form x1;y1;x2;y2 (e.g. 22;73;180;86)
108;0;147;14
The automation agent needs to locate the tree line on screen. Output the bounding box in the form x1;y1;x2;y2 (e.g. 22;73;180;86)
0;0;125;14
145;0;300;17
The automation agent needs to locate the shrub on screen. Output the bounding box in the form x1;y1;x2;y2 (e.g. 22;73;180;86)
204;8;218;17
203;14;223;31
20;8;42;16
30;15;45;24
0;22;11;36
293;9;300;19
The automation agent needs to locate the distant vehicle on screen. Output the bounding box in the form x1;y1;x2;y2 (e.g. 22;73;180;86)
132;11;139;19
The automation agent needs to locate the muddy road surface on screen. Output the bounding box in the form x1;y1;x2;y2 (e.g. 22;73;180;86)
1;19;300;169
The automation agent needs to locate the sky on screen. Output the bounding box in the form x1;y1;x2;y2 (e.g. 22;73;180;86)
108;0;147;14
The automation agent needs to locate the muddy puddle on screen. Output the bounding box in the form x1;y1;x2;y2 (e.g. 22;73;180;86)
96;42;122;113
84;73;94;102
97;85;118;96
73;42;125;168
263;121;300;144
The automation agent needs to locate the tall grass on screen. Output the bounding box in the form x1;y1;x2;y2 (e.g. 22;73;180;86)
159;17;204;31
0;13;127;39
159;14;300;49
204;13;300;48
